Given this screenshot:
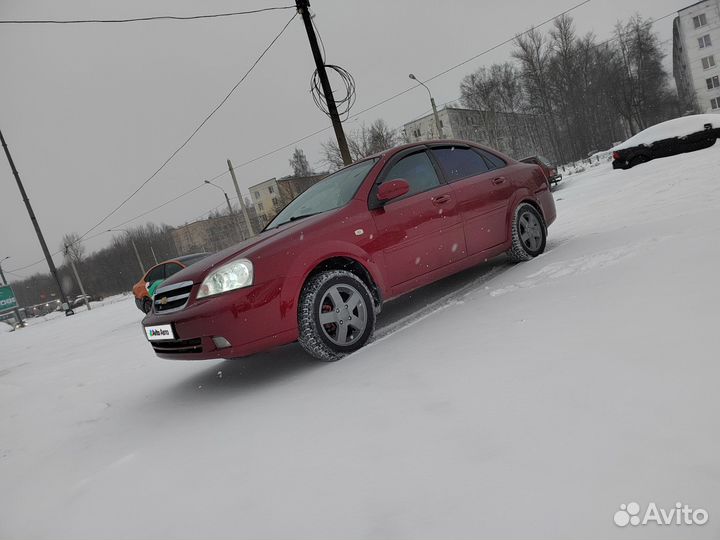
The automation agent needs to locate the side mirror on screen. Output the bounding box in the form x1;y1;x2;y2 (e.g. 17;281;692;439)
377;179;410;202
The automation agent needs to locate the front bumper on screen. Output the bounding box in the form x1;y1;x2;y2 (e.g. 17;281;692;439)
141;278;297;360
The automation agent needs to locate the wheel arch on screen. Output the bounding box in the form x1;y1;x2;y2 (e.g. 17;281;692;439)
300;256;383;313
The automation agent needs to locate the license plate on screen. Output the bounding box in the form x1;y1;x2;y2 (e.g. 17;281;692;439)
145;324;175;341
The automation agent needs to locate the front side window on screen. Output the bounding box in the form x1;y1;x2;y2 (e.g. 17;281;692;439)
266;159;378;229
701;55;716;69
165;263;183;278
146;265;164;283
382;151;440;198
431;146;490;182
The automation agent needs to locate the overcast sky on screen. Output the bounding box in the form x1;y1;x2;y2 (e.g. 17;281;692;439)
0;0;685;278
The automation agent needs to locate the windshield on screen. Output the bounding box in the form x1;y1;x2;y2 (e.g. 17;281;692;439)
265;158;378;229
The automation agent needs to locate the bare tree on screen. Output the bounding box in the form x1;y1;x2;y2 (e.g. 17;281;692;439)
289;147;313;177
321;119;398;170
61;232;85;266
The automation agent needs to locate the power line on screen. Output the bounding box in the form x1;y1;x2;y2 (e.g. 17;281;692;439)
75;11;298;244
199;0;597;187
0;6;295;25
6;3;675;275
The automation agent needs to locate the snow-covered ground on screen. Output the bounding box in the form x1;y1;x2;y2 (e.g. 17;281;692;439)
2;145;720;539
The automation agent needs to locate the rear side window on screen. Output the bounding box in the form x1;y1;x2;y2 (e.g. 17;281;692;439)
431;146;490;181
476;148;507;170
383;151;440;198
146;265;164;282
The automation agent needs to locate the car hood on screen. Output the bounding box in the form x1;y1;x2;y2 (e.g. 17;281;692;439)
160;211;335;287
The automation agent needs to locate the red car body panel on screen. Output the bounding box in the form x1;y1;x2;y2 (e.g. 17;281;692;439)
142;140;556;360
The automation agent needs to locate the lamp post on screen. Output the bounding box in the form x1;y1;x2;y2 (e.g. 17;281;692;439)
0;256;25;327
409;73;444;139
205;180;243;241
204;180;234;215
107;228;145;275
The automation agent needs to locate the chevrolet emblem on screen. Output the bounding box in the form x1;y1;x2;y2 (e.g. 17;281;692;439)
160;297;168;305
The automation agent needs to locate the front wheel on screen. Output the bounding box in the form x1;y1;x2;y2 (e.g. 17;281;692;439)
506;203;547;262
298;270;376;361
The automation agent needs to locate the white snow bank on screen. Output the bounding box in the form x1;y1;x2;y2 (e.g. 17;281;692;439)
612;113;720;151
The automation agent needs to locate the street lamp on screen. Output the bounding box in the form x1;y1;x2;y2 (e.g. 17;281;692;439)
0;256;25;327
204;180;234;215
204;180;244;241
107;228;145;275
409;73;444;139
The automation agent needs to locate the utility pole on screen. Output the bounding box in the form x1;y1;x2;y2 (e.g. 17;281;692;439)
150;245;159;265
227;159;255;237
129;238;145;274
0;128;74;316
108;229;145;274
296;0;352;166
0;256;25;326
64;246;91;311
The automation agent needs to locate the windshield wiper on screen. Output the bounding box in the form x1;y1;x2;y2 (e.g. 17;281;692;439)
288;212;322;222
265;211;323;231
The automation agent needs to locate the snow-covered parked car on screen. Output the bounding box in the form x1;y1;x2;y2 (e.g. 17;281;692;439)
612;114;720;169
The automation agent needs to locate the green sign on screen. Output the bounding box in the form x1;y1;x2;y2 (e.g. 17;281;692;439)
0;285;18;313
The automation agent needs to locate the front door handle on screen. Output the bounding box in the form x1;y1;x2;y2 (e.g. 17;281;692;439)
492;176;506;185
432;194;451;205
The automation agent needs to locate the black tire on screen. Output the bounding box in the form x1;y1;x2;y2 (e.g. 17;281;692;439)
506;203;547;263
142;297;152;314
298;269;376;361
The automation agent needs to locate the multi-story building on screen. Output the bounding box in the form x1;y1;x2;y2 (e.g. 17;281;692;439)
250;173;327;226
673;0;720;114
403;106;553;161
171;207;262;255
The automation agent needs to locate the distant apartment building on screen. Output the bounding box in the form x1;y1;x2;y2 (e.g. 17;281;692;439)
171;207;261;255
403;106;552;160
250;173;327;226
673;0;720;113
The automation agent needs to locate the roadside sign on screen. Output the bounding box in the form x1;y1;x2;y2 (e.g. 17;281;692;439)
0;285;19;313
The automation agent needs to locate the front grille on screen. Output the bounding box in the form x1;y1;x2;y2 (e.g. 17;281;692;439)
152;337;203;355
154;280;193;313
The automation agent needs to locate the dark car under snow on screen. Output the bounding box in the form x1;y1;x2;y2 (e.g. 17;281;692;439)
612;114;719;170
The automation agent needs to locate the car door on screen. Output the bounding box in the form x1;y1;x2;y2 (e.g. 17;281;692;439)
369;148;466;288
430;145;514;255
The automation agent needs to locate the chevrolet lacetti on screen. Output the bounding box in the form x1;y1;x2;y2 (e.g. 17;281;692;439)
142;140;556;361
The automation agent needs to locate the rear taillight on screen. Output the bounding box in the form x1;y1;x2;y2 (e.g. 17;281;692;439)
612;151;621;160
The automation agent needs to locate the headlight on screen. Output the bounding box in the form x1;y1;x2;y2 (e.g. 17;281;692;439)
197;258;253;299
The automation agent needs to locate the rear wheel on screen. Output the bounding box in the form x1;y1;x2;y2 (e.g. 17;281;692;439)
507;203;546;263
298;270;376;361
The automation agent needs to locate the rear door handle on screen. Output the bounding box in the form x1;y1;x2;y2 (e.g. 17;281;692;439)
432;194;451;205
492;176;506;185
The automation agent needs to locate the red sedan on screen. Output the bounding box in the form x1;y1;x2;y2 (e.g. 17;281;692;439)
143;140;556;361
